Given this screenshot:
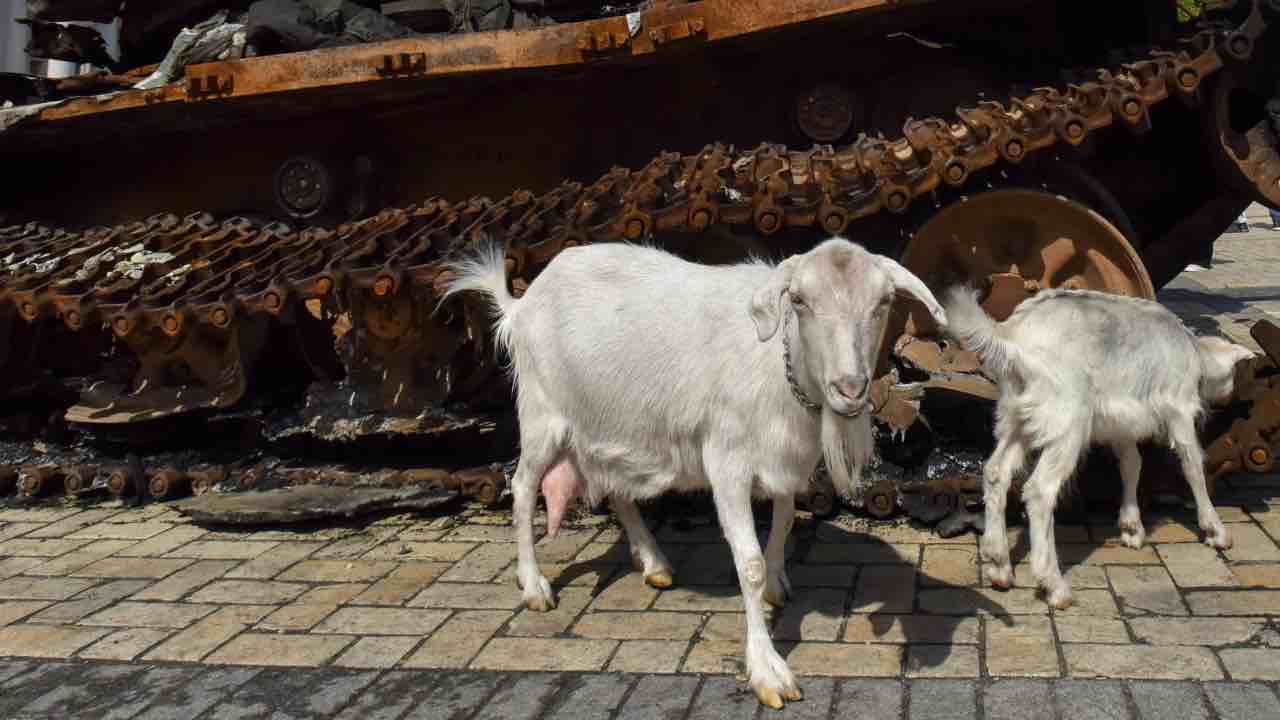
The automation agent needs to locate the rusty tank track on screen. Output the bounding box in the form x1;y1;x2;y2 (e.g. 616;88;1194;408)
0;6;1276;512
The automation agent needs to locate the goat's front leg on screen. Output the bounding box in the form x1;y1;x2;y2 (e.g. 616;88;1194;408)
1171;421;1231;549
1111;442;1145;548
763;495;794;608
611;497;674;588
710;470;801;709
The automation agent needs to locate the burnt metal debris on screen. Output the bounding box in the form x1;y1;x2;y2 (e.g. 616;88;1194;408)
0;0;1277;533
8;0;636;104
173;482;458;524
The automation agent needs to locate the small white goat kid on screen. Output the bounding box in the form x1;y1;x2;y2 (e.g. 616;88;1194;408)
445;238;947;708
944;286;1253;609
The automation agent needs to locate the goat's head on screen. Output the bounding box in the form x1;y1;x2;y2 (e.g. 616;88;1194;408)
750;237;948;417
1196;335;1256;406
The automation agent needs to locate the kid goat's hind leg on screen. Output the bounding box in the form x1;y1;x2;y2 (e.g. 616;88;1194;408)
1112;442;1145;549
1022;431;1085;610
981;429;1027;590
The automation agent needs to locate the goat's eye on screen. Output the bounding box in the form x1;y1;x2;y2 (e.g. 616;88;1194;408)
790;294;807;309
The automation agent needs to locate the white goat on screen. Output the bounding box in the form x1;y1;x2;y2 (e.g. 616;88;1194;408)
943;286;1253;609
444;238;947;709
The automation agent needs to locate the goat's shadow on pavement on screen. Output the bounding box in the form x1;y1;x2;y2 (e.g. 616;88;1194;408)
548;512;1022;676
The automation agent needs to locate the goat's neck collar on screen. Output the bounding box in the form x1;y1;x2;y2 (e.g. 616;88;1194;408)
782;307;823;414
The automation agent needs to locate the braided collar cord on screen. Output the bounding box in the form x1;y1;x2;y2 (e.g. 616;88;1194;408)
781;307;823;413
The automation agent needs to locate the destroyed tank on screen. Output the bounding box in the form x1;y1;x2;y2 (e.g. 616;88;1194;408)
1;0;1279;523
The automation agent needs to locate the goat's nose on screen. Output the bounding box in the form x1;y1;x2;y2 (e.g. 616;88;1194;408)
830;375;869;403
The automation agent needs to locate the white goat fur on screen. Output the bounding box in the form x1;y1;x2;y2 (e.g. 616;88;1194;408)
445;238;946;708
944;286;1254;609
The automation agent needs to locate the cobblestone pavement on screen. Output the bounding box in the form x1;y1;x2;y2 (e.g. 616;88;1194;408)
0;216;1279;717
2;660;1280;719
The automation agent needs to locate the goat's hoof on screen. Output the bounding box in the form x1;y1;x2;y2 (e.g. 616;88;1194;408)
1046;588;1073;610
784;686;803;702
522;576;556;611
754;686;784;710
644;570;674;589
986;565;1013;590
1206;533;1233;550
1120;531;1145;549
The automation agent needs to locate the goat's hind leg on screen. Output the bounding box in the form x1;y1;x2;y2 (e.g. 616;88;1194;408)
1171;420;1231;549
1112;442;1145;548
511;424;567;611
612;497;675;589
1023;438;1082;610
981;431;1026;590
763;495;794;608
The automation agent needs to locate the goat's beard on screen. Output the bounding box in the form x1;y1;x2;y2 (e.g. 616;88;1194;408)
820;405;873;495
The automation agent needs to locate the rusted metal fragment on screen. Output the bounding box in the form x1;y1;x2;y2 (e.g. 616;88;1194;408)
981;273;1035;322
172;483;457;525
918;373;999;402
935;508;984;538
901;449;983;526
799;468;837;518
1205;319;1280;482
894;335;982;375
280;462;507;506
870;371;924;436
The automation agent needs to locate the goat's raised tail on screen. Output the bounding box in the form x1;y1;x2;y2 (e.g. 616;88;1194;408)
941;286;1019;381
440;241;517;318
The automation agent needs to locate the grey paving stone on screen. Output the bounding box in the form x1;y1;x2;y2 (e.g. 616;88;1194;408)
1205;682;1280;720
543;674;634;720
909;680;975;720
0;662;84;717
839;679;903;720
200;667;322;720
617;674;700;720
91;666;200;720
300;670;380;716
134;667;260;720
1054;680;1131;720
687;677;759;720
332;671;440;720
0;660;34;686
1129;681;1208;720
474;674;563;720
404;671;503;720
16;662;151;719
984;680;1051;720
778;677;835;720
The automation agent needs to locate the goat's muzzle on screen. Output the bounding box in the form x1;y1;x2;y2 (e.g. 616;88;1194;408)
828;375;869;417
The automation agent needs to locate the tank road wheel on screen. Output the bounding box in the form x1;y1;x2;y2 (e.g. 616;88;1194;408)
864;480;899;519
884;188;1155;348
274;155;335;221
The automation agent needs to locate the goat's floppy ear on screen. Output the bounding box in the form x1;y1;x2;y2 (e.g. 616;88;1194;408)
878;255;948;328
749;256;798;342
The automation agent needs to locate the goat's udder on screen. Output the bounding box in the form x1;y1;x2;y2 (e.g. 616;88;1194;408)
541;458;585;539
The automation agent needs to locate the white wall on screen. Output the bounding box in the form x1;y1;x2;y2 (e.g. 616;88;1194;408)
0;1;122;77
1;0;27;74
